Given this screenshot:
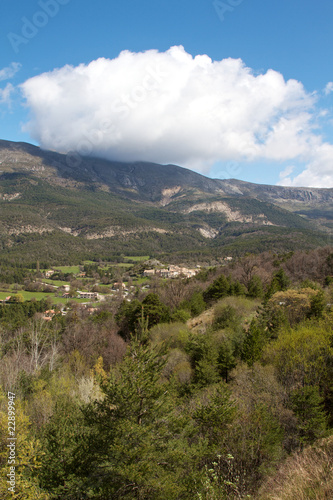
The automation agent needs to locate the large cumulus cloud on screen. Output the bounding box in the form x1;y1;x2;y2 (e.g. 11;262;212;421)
20;46;333;186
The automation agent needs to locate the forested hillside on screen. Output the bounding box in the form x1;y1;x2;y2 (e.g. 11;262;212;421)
0;248;332;498
0;140;332;263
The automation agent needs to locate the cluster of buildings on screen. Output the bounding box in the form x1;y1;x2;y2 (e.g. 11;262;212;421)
143;265;200;279
62;290;105;301
42;309;62;321
41;305;97;321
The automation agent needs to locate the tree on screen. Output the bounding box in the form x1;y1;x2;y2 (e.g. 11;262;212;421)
193;383;237;448
188;291;206;316
185;333;221;387
218;340;237;383
308;289;326;319
290;386;328;445
141;293;170;329
247;275;264;299
0;390;49;499
263;321;333;393
239;254;259;289
27;319;51;373
241;319;268;366
265;268;290;299
81;339;201;498
38;396;92;498
213;304;240;332
204;275;231;303
265;288;318;329
11;293;24;303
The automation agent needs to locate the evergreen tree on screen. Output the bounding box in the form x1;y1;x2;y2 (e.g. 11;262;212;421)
141;293;170;328
82;339;203;498
247;275;264;299
265;268;290;300
308;290;326;319
290;386;328;445
204;275;231;303
38;396;92;498
241;319;267;366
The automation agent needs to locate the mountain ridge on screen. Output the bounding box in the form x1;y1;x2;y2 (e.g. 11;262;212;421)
0;139;331;263
1;139;332;203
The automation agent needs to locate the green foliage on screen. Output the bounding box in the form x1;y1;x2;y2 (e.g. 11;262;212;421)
263;288;320;332
141;293;171;328
149;322;191;349
265;268;290;299
188;291;206;316
193;383;237;448
185;333;221;387
204;275;231;303
290;386;328;445
213;304;241;331
1;244;333;499
0;391;49;499
80;339;206;498
217;340;237;383
247;275;264;298
263;320;333;393
171;308;191;323
116;294;170;338
308;289;326;318
38;396;92;498
241;319;268;367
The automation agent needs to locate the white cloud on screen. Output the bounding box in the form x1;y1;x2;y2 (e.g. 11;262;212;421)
0;83;14;105
324;82;333;95
20;46;333;186
279;143;333;188
0;62;21;82
279;165;294;182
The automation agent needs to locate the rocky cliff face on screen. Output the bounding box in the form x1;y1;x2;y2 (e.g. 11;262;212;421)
220;178;333;204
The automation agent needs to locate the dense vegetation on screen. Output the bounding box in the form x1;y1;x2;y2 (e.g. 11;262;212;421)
0;164;331;265
0;248;333;498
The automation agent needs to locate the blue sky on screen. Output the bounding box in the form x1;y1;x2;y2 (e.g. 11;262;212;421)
1;0;333;187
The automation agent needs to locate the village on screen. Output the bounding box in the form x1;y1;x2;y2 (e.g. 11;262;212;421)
0;258;233;321
143;264;201;279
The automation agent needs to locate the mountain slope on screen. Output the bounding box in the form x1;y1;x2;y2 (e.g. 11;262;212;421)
0;140;331;263
216;178;333;231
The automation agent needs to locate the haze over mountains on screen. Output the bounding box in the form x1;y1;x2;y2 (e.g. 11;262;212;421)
0;139;332;263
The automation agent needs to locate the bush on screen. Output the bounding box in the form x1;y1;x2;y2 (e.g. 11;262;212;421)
258;436;333;500
213;304;240;331
149;323;191;349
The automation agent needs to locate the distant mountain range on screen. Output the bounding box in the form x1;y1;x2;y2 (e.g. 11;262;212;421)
0;139;332;263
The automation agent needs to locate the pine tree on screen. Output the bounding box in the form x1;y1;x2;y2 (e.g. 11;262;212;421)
290;386;328;445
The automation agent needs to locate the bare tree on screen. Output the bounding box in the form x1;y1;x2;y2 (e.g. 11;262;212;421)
28;319;51;373
0;330;28;391
48;323;61;372
159;279;189;309
239;255;260;289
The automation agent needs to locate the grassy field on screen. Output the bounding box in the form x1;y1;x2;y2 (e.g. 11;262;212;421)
43;279;71;287
123;255;150;262
133;277;149;284
0;291;94;304
54;265;81;274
